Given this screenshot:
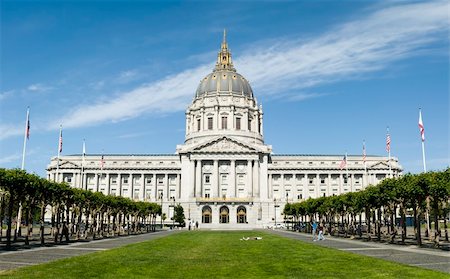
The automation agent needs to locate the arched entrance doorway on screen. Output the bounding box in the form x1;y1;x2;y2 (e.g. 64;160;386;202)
202;206;212;223
219;206;229;223
237;206;247;223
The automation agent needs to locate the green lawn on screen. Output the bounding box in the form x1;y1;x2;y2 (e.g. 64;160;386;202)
1;231;447;278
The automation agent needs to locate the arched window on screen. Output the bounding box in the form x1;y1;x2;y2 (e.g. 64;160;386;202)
237;206;247;224
202;206;212;223
219;206;229;223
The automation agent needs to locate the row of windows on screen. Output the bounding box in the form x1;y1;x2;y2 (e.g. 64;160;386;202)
197;116;258;132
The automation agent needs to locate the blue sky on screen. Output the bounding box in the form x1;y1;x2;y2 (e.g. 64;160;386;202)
0;0;448;177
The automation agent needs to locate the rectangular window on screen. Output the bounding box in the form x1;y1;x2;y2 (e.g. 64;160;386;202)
221;116;227;129
111;177;117;184
146;178;152;184
208;117;213;130
238;174;244;184
123;178;129;184
236;117;241;130
197;119;201;131
205;193;210;198
298;194;303;200
321;179;325;184
205;175;210;184
221;174;227;184
248;118;252;131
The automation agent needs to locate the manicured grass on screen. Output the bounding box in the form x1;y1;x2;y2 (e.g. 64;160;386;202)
1;231;447;278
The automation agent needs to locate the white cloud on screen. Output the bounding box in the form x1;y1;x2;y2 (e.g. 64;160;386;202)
0;0;438;134
0;153;21;165
27;83;52;92
0;90;14;102
0;124;23;140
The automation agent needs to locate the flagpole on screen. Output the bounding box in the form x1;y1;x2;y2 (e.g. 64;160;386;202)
363;140;367;188
419;108;431;240
345;152;350;192
56;125;62;182
17;107;29;236
81;139;86;189
387;127;392;178
21;107;30;170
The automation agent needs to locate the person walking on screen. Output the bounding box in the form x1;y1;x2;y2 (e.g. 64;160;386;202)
318;223;325;241
312;221;318;241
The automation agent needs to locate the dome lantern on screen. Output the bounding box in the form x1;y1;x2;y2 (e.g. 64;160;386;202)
195;31;254;99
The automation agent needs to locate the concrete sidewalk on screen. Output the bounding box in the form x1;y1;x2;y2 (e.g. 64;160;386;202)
269;229;450;274
0;230;177;271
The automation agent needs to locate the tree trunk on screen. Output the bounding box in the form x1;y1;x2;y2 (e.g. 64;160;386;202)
24;205;30;245
433;204;439;246
54;205;61;244
366;208;371;240
0;195;5;242
40;202;46;245
413;205;422;246
6;195;14;249
444;217;448;242
377;208;382;241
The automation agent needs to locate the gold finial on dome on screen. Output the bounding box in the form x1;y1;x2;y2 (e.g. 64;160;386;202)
216;29;235;71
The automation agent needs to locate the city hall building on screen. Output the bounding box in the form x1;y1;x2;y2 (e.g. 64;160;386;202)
47;34;402;229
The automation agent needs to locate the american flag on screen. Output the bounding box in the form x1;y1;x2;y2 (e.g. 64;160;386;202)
58;126;63;153
26;109;30;140
418;109;425;142
100;155;105;170
363;141;366;164
339;155;347;170
386;130;391;153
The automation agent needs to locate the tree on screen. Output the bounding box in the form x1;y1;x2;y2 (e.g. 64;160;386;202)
174;204;185;227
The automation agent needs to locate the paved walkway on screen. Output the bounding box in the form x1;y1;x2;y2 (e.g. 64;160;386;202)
269;230;450;274
0;230;177;271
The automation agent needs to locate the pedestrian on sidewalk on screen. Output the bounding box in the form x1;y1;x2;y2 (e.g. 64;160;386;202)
312;221;318;241
318;223;325;241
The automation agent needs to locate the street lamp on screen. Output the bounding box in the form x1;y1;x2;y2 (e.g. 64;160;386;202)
159;192;163;229
170;197;176;228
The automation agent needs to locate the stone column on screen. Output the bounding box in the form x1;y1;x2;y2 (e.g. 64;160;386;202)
129;173;134;199
177;174;181;199
327;174;331;196
165;173;169;200
117;173;122;196
213;160;219;198
268;173;272;199
247;160;253;197
230;160;236;198
153;173;158;200
95;173;100;192
106;173;111;195
196;160;202;197
141;173;145;201
259;155;268;200
304;174;309;199
339;174;343;195
253;158;259;197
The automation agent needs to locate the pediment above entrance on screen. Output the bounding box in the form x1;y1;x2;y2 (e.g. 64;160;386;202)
369;161;390;169
194;137;256;153
178;136;271;154
59;161;80;169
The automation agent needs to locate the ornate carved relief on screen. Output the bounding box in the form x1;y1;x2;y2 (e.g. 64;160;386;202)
195;137;255;153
